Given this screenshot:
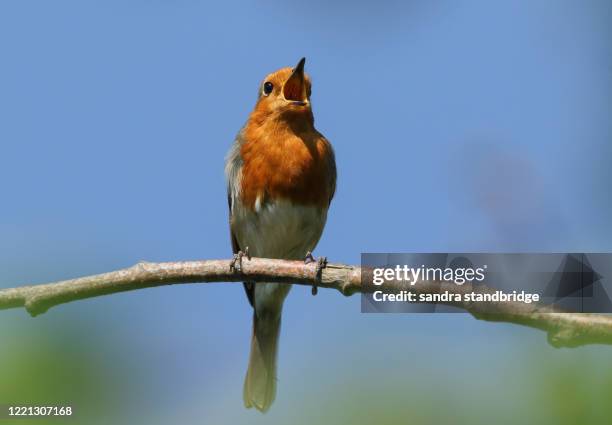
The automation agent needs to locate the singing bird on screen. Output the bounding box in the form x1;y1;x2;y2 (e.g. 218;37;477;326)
225;58;336;412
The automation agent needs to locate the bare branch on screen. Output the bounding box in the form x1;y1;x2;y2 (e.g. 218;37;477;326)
1;257;611;348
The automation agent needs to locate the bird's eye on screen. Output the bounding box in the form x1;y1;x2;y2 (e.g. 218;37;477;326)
263;82;273;96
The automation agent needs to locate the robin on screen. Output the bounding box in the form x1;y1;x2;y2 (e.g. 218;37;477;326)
225;57;336;412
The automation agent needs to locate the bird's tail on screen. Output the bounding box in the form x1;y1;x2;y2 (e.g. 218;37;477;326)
243;311;281;412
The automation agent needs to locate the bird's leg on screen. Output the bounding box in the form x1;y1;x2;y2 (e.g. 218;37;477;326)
315;255;328;280
304;252;327;295
304;251;316;264
230;246;250;272
230;251;243;272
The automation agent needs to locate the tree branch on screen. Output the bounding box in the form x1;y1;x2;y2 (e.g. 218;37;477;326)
1;257;611;348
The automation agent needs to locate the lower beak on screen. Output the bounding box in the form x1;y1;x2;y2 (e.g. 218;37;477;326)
283;57;307;105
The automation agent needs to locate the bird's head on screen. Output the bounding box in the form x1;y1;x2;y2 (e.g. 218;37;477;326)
253;57;313;120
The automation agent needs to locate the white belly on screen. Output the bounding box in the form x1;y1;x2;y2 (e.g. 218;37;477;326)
232;199;328;312
232;199;327;260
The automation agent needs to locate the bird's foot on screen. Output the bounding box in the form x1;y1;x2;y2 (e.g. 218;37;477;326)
304;252;327;296
304;251;316;264
230;247;250;272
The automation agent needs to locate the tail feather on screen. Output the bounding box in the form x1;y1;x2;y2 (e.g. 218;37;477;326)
243;312;281;412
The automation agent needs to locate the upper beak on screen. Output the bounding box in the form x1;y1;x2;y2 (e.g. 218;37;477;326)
283;57;307;105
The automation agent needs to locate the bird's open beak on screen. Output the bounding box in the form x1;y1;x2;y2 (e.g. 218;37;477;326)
283;57;308;105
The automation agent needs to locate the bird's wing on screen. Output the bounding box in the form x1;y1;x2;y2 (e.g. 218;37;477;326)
226;132;255;307
228;194;241;254
324;136;337;206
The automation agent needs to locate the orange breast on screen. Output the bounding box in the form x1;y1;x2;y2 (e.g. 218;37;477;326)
240;122;335;210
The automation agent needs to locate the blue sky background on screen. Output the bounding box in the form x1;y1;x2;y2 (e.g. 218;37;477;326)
1;1;611;424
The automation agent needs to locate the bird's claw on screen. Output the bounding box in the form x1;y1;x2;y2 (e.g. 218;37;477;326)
304;252;327;296
304;251;316;264
230;247;250;272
